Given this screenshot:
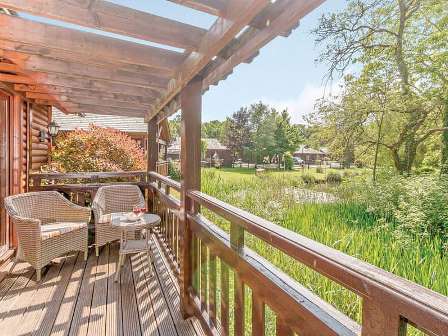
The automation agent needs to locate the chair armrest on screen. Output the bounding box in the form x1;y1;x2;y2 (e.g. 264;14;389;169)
54;197;92;223
10;215;42;244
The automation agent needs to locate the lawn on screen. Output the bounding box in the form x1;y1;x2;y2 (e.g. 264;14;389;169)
199;167;447;333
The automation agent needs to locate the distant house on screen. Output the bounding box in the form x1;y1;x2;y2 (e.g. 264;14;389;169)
53;109;150;149
293;145;328;164
167;137;233;167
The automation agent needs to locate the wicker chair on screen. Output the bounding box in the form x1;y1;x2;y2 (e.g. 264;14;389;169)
4;191;90;281
92;185;145;256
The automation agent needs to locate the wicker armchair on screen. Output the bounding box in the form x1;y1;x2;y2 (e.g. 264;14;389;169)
92;185;145;256
4;191;90;281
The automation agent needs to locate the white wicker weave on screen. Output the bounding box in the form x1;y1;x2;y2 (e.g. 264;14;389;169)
91;185;145;256
4;191;90;281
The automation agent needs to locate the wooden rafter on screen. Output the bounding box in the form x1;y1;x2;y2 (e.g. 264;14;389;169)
147;0;271;121
168;0;226;16
204;0;325;90
0;0;207;50
0;14;186;71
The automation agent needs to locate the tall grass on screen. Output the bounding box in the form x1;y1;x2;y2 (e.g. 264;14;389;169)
200;169;447;330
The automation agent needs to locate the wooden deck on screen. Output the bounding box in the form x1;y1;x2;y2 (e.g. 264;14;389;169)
0;237;205;336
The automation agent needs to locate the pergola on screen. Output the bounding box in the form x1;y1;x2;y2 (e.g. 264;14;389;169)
0;0;323;119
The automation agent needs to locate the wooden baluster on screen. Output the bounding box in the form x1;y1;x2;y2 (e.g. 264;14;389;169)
209;252;217;327
252;293;265;336
221;260;230;336
230;223;245;336
200;241;208;312
276;318;294;336
192;235;199;295
362;299;407;336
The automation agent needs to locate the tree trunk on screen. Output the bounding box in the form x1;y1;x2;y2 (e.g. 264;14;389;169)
441;97;448;174
373;110;385;182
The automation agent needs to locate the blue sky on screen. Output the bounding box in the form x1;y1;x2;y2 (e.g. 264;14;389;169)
22;0;348;123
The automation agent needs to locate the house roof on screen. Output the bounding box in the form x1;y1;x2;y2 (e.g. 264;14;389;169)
294;145;326;156
168;137;228;155
53;109;147;133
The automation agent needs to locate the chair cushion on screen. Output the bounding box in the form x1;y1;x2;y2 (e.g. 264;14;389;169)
41;222;87;240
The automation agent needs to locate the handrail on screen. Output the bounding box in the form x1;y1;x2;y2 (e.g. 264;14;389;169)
149;171;181;191
187;189;448;335
29;170;147;180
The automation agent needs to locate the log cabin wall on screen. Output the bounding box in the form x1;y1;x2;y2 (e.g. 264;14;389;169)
29;104;51;173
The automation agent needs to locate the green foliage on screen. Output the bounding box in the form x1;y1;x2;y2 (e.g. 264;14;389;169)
51;125;145;172
200;139;208;159
168;114;181;139
283;151;293;170
202;120;225;140
316;167;323;174
301;173;316;184
312;0;448;175
326;172;342;184
200;168;447;328
168;160;181;181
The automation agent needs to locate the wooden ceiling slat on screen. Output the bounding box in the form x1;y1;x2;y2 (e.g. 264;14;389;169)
26;92;153;109
69;104;146;117
0;13;186;71
204;0;324;89
147;0;271;121
2;52;168;90
0;42;174;78
14;84;156;104
0;0;207;50
168;0;226;16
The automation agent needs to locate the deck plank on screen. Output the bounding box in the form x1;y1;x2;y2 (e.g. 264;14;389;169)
130;253;159;336
106;244;123;336
87;246;109;336
18;255;76;335
121;255;141;336
50;253;88;336
0;243;204;336
68;250;98;336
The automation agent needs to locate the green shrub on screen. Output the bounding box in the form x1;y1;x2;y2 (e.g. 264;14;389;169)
316;167;323;174
52;125;145;172
301;173;316;184
326;172;342;184
168;160;181;181
283;151;293;170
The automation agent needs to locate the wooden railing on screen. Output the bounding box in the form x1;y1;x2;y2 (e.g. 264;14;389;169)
29;171;149;206
28;171;448;335
148;173;448;336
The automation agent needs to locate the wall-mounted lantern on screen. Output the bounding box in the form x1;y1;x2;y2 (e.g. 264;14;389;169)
48;121;60;139
39;130;47;143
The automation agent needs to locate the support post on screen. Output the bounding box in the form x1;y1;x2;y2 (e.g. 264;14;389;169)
147;117;158;211
179;76;202;318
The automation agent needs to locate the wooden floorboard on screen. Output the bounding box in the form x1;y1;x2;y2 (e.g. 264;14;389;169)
0;243;204;336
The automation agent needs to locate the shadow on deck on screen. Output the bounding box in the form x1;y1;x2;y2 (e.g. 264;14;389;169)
0;237;205;336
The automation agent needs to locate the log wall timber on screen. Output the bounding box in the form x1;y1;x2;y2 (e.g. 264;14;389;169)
29;103;50;172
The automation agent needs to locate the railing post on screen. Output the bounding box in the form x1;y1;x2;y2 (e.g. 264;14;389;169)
362;298;407;336
231;223;245;336
180;76;202;318
147;117;158;211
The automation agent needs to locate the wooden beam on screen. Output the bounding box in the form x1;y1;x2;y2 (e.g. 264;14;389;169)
27;92;152;110
0;62;25;75
31;73;162;98
2;53;170;89
0;73;34;84
168;0;226;16
0;0;207;50
14;84;156;104
69;104;146;117
147;0;270;121
0;44;174;78
179;76;203;317
203;0;324;89
0;14;186;71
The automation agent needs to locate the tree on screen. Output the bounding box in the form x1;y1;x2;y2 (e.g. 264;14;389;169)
202;120;225;140
313;0;448;174
223;107;252;160
51;125;145;172
168;114;181;140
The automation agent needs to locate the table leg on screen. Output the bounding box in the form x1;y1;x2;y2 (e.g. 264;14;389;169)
115;253;123;282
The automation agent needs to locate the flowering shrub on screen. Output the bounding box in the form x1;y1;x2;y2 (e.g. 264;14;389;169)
51;125;145;172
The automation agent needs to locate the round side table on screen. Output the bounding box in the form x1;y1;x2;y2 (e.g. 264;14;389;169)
111;212;161;282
